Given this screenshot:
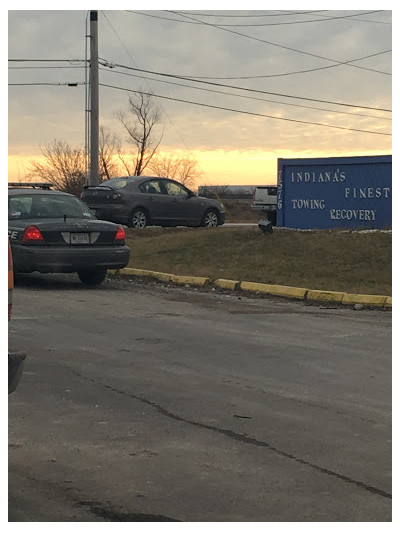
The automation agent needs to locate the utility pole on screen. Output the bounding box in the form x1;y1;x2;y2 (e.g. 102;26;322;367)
89;10;99;186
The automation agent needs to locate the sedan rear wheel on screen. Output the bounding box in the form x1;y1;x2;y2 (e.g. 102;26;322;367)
129;208;148;228
202;209;219;227
78;267;107;286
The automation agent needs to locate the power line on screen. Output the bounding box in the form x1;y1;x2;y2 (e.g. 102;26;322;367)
99;66;391;121
9;55;391;112
9;65;85;70
8;82;84;86
99;60;392;112
9;50;391;81
175;49;391;80
171;9;391;24
123;50;392;80
8;75;391;133
7;70;392;124
167;10;390;76
129;10;386;27
168;10;328;18
8;58;86;63
100;10;194;157
287;10;391;24
99;82;391;136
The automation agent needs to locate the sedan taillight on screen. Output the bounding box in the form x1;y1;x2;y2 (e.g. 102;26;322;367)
114;226;125;243
22;225;44;242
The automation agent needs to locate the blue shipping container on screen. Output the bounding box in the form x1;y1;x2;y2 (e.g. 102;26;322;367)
276;155;392;230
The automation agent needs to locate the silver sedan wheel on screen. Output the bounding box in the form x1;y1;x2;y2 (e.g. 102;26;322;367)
130;209;148;228
203;210;219;227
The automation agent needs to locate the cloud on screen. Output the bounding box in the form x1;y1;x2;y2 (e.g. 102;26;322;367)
8;8;392;183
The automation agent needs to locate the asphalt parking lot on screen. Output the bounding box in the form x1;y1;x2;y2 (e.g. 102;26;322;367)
8;273;392;522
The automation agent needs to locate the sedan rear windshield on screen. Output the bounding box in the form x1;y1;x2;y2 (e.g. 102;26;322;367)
98;177;137;190
8;194;95;219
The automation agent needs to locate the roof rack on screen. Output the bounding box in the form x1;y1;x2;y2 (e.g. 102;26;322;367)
8;182;54;190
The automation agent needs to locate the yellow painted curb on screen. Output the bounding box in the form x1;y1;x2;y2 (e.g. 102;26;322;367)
169;274;209;287
306;289;345;303
120;267;156;277
384;297;392;308
214;279;240;290
152;271;175;283
268;284;308;299
240;281;307;299
109;269;390;308
342;293;388;307
240;281;275;293
116;268;209;287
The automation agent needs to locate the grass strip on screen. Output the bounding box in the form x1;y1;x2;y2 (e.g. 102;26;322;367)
124;226;391;297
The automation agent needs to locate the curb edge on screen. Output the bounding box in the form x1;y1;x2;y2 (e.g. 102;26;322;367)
109;268;391;308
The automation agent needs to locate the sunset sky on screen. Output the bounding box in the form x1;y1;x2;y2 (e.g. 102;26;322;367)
8;5;392;188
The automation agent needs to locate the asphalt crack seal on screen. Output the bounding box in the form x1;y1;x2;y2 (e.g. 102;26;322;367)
71;369;391;501
77;501;179;522
9;467;179;522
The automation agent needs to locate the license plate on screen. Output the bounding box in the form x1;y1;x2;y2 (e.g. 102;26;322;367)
70;233;90;244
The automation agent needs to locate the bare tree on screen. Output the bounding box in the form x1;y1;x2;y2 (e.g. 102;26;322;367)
28;133;122;196
149;153;203;188
99;126;122;181
115;91;163;176
27;140;86;197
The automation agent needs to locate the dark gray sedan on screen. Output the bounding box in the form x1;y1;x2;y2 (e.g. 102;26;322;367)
8;183;130;286
81;176;226;228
